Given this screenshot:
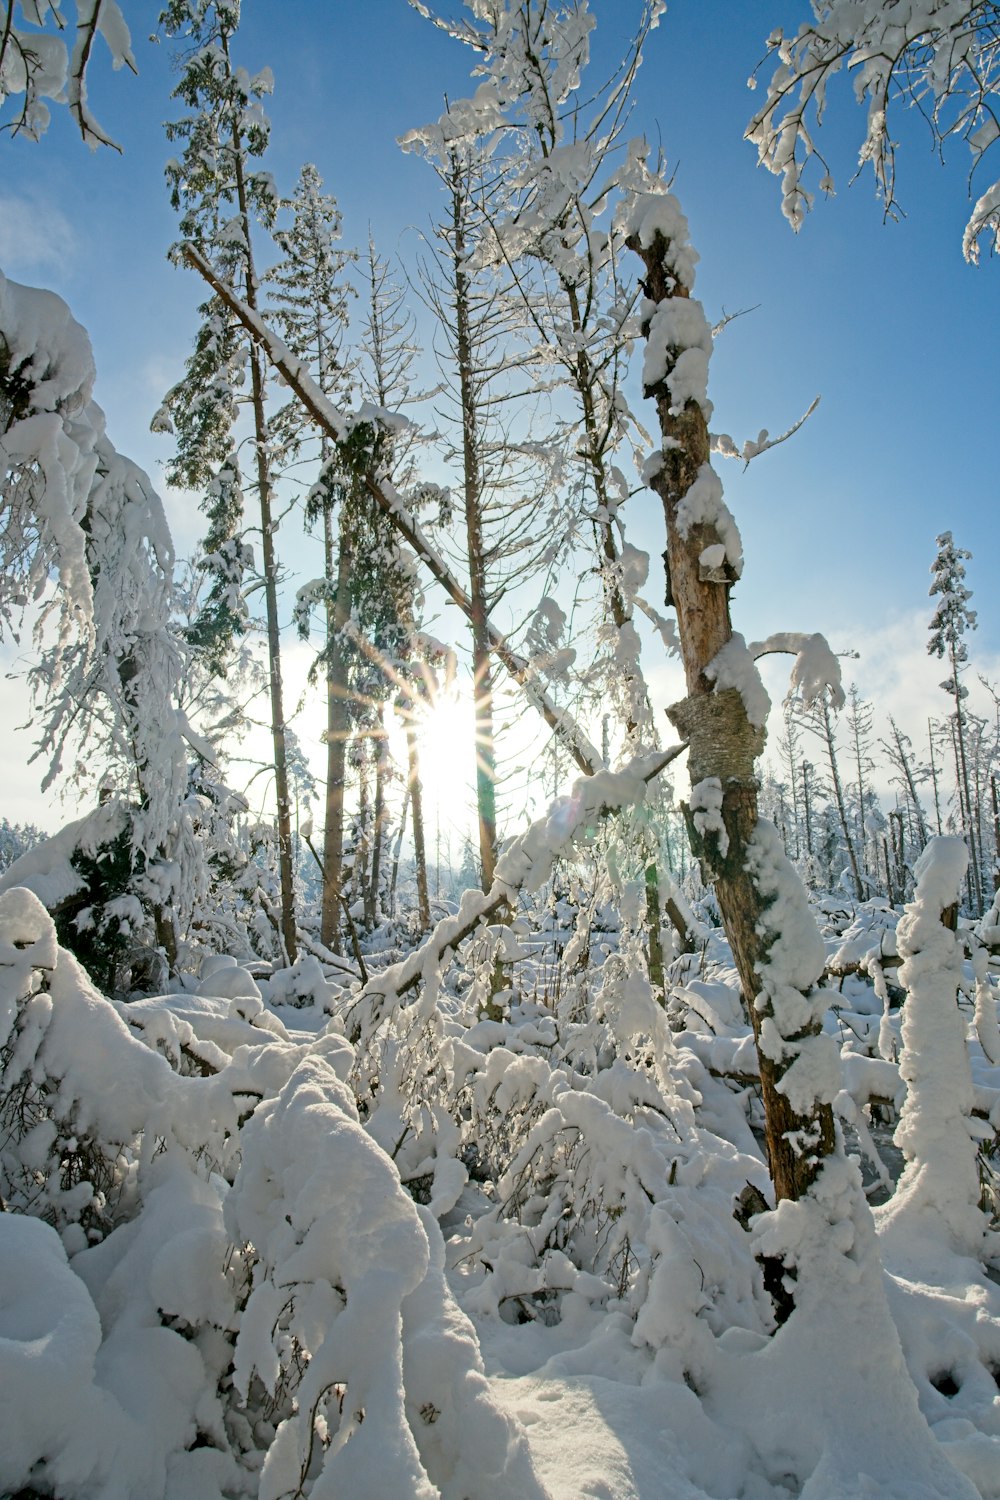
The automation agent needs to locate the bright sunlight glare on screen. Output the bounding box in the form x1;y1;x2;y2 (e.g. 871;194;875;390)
411;689;477;817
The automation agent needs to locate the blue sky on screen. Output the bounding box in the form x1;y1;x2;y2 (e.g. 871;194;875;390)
2;0;998;830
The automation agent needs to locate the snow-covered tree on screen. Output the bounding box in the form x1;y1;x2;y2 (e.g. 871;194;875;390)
803;688;865;900
406;0;665;752
401;136;554;890
0;270;207;969
406;0;696;984
928;530;983;912
883;714;931;875
624;182;851;1214
267;163;357;950
158;0;299;962
882;835;987;1253
749;0;1000;262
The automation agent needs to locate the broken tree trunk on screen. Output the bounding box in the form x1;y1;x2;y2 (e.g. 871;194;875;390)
626;195;837;1203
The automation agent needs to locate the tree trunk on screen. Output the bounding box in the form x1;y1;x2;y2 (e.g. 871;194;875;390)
389;787;410;918
451;166;498;890
628;212;836;1204
353;737;371;923
405;721;431;931
321;506;353;953
888;716;929;851
368;703;388;931
228;110;296;964
818;696;864;900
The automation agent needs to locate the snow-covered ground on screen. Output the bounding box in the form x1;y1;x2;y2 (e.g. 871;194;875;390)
2;832;1000;1499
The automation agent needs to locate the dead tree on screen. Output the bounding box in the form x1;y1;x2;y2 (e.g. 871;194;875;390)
626;196;837;1203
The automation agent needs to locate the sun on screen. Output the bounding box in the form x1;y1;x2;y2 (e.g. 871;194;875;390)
412;689;477;816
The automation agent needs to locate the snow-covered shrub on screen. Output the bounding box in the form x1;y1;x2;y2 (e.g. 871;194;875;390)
0;802;159;995
0;883;270;1241
0;883;550;1497
880;837;986;1256
226;1054;546;1500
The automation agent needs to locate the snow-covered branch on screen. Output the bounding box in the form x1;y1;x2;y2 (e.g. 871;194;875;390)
347;742;687;1032
748;1;1000;262
711;394;820;468
0;0;135;148
748;630;846;710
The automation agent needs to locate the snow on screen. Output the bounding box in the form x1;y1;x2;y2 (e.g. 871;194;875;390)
730;1158;981;1500
2;833;1000;1499
750;0;1000;262
641;295;713;415
705;632;771;729
879;836;987;1258
689;776;728;858
6;7;1000;1497
0;270;99;642
621;190;699;289
673;463;744;576
0;801;129;910
749;630;846;710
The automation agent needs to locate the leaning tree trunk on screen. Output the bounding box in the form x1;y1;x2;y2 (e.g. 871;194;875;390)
627;201;836;1203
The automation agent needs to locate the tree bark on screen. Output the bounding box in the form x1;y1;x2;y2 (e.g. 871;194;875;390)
405;720;431;930
451;167;498;889
628;217;836;1203
320;506;353;953
225;93;297;964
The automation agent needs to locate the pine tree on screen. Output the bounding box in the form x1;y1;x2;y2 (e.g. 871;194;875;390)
158;0;298;962
928;530;982;914
267;163;355;950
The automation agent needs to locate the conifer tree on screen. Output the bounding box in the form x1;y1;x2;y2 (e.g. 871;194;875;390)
928;530;982;914
268;163;355;950
158;0;298;961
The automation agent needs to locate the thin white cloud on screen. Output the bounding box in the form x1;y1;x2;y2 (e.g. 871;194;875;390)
756;608;1000;800
844;608;1000;742
645;609;999;807
0;192;76;275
